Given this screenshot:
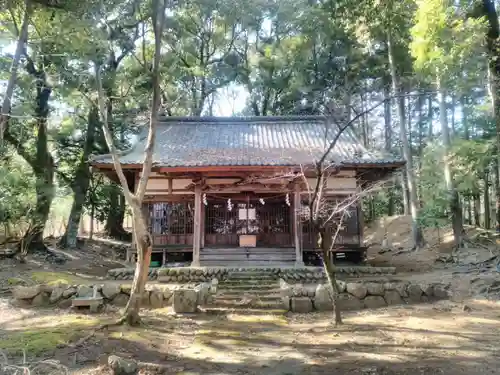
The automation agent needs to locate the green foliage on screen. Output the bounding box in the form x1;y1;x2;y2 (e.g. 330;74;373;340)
0;151;36;236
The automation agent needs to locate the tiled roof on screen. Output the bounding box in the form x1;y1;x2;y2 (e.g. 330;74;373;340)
92;116;404;168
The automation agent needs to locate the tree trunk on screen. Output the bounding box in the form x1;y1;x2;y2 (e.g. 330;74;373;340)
427;95;433;140
437;79;464;246
484;170;491;229
480;0;500;231
60;105;98;248
473;194;481;227
95;0;167;325
467;197;472;225
17;59;54;253
318;231;342;326
384;81;394;216
122;206;152;325
105;185;126;238
22;170;54;251
0;0;31;141
387;31;425;248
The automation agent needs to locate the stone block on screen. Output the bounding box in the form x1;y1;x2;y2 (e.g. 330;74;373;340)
101;284;121;300
62;286;77;298
419;283;434;297
314;284;332;311
336;280;346;293
172;289;198;313
50;286;65;303
195;282;211;305
433;284;449;299
384;290;404;306
366;282;385;296
77;285;93;297
112;293;129;306
291;297;313;313
364;296;387;309
282;296;291;310
346;282;367;299
407;284;423;302
32;292;50;307
150;290;163;308
12;285;40;300
57;298;73;309
337;293;364;311
141;291;150;307
108;355;137;375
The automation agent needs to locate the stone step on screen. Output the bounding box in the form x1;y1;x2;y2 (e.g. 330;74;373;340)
228;272;279;277
217;284;279;291
224;280;278;285
212;298;285;309
217;291;282;299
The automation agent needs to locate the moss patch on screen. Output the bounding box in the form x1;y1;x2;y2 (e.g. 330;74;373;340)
7;277;26;286
30;271;84;286
0;315;101;355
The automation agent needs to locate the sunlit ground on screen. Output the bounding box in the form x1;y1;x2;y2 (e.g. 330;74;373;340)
1;298;500;374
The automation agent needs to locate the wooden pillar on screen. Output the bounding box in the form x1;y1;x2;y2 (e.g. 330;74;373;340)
191;185;202;267
294;183;304;266
201;195;206;248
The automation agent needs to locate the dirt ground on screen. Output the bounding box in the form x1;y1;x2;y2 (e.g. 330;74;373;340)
1;298;500;375
1;219;500;374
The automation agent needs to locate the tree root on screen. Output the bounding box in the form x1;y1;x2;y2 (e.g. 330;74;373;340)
69;316;129;348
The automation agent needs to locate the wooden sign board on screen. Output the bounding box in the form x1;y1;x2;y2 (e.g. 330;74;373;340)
239;234;257;247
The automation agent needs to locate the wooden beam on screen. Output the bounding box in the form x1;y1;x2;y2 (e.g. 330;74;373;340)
294;183;303;266
191;185;202;266
168;178;173;194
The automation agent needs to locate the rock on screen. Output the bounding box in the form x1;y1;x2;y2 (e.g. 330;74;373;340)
120;285;132;295
101;284;121;300
50;286;65;303
77;285;93;297
172;289;198;313
108;355;137;375
462;304;472;312
407;284;423;302
148;290;163;309
195;283;211;305
62;286;77;298
141;291;150;307
112;293;129;306
337;294;364;311
291;297;313;313
280;283;292;298
364;296;387;309
163;288;173;300
419;283;434;297
336;280;346;293
346;283;367;299
304;284;317;298
384;290;404;306
32;292;49;307
391;282;409;298
366;283;385;296
57;298;73;309
314;284;332;311
433;284;449;299
12;285;40;300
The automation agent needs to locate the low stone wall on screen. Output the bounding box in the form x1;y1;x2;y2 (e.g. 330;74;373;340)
107;265;396;282
281;279;450;313
11;282;213;312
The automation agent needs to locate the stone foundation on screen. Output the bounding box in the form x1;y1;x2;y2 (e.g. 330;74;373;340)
106;266;396;282
11;282;213;312
281;279;451;312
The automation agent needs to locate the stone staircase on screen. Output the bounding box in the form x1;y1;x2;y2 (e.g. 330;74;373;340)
212;269;285;309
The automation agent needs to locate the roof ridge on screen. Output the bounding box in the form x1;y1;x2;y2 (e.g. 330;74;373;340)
157;115;328;123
